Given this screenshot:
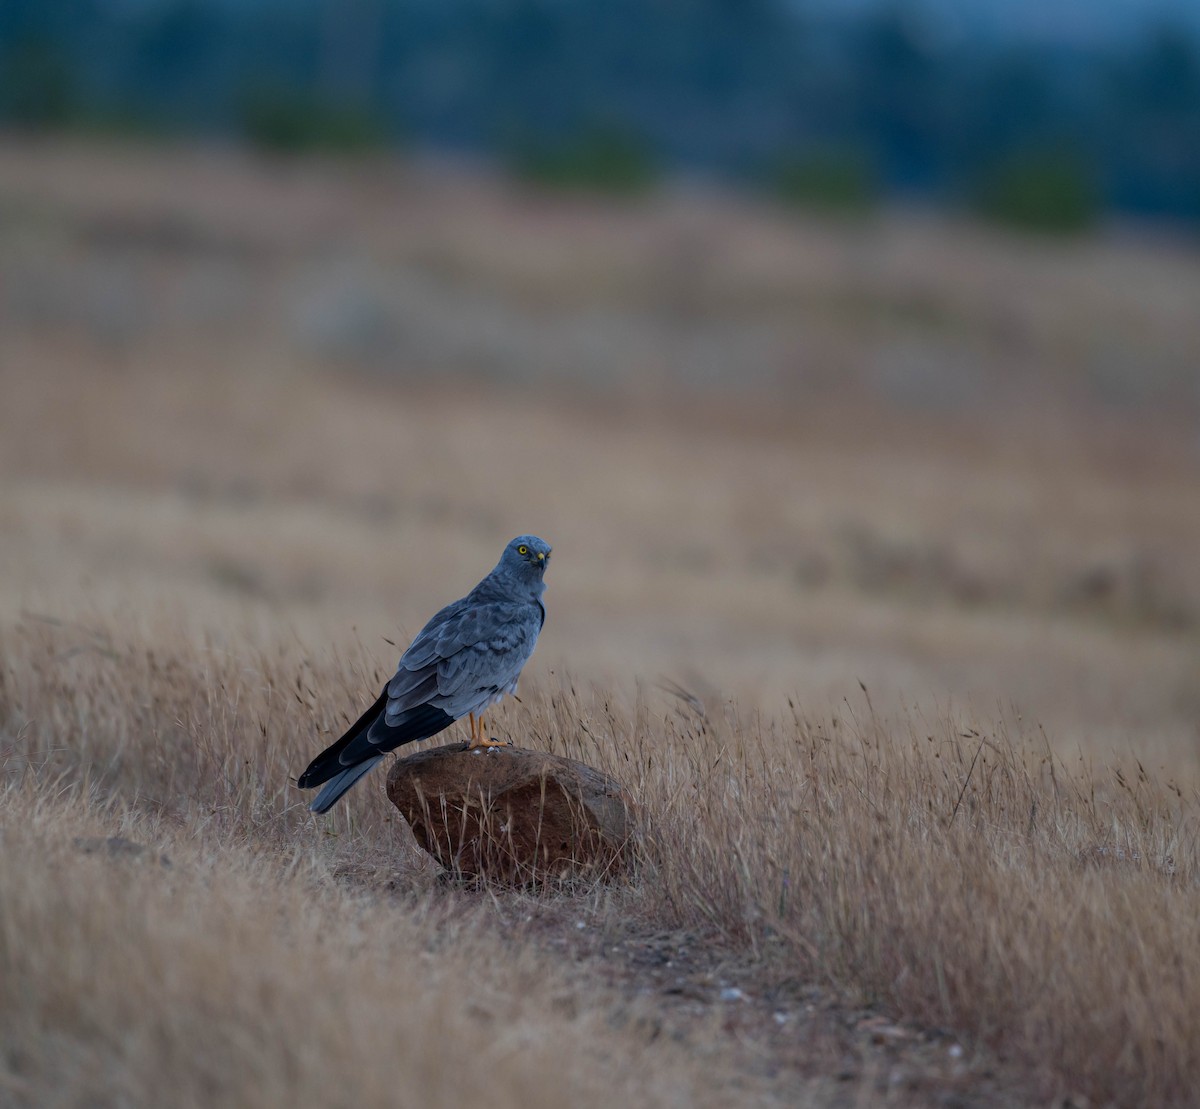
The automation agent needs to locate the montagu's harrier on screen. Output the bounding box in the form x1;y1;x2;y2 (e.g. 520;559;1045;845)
297;535;551;813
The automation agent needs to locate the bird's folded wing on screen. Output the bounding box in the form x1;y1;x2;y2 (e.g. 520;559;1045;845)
434;619;530;687
395;601;512;670
385;601;539;719
392;602;528;672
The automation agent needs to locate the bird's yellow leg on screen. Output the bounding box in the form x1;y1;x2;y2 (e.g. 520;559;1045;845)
467;712;510;749
467;712;478;744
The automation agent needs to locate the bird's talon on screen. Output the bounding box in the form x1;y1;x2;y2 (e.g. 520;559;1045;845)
467;734;511;751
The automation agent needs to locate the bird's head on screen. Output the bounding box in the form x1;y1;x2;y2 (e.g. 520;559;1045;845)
499;535;552;582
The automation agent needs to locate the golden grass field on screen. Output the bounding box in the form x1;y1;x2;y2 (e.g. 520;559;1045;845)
2;139;1200;1107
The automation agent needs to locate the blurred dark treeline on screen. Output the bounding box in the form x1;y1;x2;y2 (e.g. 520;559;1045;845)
2;0;1200;227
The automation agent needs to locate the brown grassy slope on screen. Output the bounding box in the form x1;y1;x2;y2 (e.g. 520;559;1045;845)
3;613;1198;1107
0;614;988;1109
3;143;1198;758
2;139;1198;417
3;352;1198;767
0;790;715;1108
4;139;1200;1105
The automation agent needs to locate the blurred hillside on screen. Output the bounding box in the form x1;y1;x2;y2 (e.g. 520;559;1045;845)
2;140;1198;422
3;0;1200;226
3;138;1199;763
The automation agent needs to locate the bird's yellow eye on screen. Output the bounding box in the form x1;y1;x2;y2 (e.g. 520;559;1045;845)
518;545;528;555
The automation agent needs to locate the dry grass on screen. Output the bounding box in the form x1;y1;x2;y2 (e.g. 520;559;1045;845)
4;138;1200;1106
0;795;690;1109
642;702;1200;1105
0;788;716;1107
4;610;1199;1106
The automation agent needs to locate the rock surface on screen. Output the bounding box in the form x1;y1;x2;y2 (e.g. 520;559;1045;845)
386;742;635;885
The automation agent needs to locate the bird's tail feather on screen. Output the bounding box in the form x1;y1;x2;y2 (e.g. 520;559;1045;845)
298;688;388;789
308;756;384;814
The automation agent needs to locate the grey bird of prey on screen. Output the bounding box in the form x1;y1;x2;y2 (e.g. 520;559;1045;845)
297;535;551;813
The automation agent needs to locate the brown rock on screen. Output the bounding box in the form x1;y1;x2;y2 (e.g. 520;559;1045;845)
386;742;635;885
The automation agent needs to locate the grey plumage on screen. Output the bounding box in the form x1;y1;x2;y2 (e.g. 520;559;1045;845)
308;756;384;815
298;535;551;813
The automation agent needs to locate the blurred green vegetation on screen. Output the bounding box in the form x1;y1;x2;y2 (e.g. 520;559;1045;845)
237;86;389;155
0;38;78;128
972;151;1100;234
770;149;879;217
1;1;1199;226
507;127;658;195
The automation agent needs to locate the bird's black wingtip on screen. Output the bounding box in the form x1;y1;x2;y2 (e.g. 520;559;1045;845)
296;687;390;790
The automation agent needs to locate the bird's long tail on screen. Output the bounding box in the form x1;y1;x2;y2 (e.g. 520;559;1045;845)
298;685;458;812
298;689;388;790
308;756;385;814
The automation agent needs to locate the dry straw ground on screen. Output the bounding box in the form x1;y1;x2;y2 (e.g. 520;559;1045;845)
2;140;1200;1107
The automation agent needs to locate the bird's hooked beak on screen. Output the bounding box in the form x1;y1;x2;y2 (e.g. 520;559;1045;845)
537;551;549;567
